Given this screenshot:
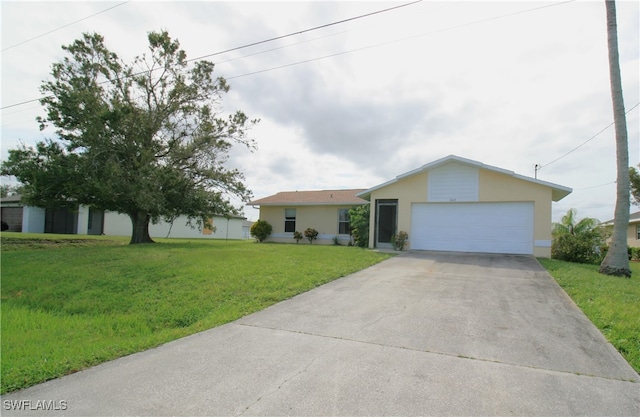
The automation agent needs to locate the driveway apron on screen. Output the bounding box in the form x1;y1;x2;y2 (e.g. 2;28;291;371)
2;251;639;416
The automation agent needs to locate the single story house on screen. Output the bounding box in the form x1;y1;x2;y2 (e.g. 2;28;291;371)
242;220;255;240
358;155;571;256
103;212;246;240
0;196;104;235
0;196;247;240
602;211;640;248
249;155;572;257
248;189;368;245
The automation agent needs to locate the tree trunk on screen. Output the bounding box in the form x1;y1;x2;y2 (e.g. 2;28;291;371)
129;211;155;244
599;0;631;277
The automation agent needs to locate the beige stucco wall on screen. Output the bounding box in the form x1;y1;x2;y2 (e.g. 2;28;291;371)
479;170;553;257
366;168;555;257
628;223;640;248
258;204;360;244
367;172;428;250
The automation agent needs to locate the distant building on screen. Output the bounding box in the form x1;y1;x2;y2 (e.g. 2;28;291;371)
0;196;246;240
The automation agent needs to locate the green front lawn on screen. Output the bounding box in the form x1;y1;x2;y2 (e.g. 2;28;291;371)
0;234;392;393
539;258;640;374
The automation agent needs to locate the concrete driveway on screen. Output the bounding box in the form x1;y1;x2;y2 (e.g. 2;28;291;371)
2;251;639;416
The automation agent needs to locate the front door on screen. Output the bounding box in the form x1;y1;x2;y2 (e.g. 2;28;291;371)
376;200;397;249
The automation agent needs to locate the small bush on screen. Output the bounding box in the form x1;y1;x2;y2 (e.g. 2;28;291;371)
293;231;303;244
304;228;319;244
349;205;370;248
552;232;602;264
250;220;272;243
598;246;638;262
391;231;409;251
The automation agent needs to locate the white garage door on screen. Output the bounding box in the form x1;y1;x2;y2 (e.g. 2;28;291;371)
410;202;534;254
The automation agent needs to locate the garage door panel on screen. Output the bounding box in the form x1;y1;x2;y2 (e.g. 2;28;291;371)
411;203;533;254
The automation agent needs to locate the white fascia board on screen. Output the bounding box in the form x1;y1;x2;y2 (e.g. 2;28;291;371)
356;178;399;200
511;173;573;201
352;154;573;203
249;202;368;207
406;155;572;202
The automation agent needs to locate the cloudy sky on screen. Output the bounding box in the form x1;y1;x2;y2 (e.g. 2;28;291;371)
1;0;638;223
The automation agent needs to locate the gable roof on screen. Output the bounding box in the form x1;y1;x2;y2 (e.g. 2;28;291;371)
357;155;572;202
0;195;22;204
249;189;368;206
602;211;640;225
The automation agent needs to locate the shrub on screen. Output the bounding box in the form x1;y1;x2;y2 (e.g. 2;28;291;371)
631;247;640;261
332;236;342;246
349;205;370;248
304;228;319;244
250;220;272;243
551;232;603;264
293;231;303;244
391;231;409;251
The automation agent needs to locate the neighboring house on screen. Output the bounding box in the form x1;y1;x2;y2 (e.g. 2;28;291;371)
357;155;571;257
602;211;640;248
242;220;254;240
1;196;104;235
248;189;368;245
103;212;246;240
0;196;246;240
249;155;572;257
1;195;25;232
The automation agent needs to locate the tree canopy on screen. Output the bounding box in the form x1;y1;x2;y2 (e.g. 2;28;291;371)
630;165;640;206
1;31;258;243
552;208;600;238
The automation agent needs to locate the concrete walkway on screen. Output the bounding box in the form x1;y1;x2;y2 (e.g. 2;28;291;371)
2;251;638;416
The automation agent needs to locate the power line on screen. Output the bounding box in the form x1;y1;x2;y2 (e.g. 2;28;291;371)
575;181;616;191
2;0;573;109
2;1;131;53
226;0;576;80
186;0;423;64
1;0;421;110
539;102;640;169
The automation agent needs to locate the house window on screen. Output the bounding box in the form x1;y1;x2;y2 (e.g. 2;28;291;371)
637;225;640;240
285;208;296;233
338;209;351;235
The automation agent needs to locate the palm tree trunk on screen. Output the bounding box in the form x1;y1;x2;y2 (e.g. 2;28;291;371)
599;0;631;277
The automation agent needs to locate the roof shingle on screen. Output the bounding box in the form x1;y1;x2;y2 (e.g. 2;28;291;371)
248;189;367;206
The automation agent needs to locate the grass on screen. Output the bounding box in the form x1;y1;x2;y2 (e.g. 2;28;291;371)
0;233;393;393
538;258;640;374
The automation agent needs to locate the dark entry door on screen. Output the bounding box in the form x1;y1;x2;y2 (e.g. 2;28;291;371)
376;200;397;248
45;208;77;234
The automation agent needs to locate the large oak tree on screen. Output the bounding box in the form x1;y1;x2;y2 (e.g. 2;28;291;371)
2;31;258;244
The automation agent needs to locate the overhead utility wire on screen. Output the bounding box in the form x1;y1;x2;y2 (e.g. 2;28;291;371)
227;0;576;80
216;31;348;65
539;102;640;169
575;181;616;191
185;0;422;64
0;0;421;110
2;1;131;52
